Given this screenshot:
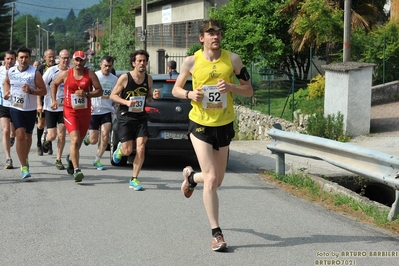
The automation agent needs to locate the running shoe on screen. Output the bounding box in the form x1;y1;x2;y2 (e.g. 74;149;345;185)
55;159;65;170
83;132;90;146
36;144;43;156
21;166;31;179
66;154;74;175
93;160;105;170
181;166;195;198
112;142;123;163
42;140;50;153
212;232;227;252
10;137;15;147
5;158;13;169
48;142;53;155
73;169;84;182
129;178;143;191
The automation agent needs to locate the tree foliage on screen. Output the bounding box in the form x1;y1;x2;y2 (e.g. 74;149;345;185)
351;22;399;84
0;0;13;52
288;0;343;52
12;15;41;51
97;0;139;68
209;0;286;68
100;21;135;70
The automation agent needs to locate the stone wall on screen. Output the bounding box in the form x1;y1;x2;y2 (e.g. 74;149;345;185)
234;105;306;140
235;81;399;140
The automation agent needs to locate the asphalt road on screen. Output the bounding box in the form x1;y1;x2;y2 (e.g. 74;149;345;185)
0;134;398;266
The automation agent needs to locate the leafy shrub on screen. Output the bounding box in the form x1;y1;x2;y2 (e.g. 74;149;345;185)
288;88;309;110
186;43;203;56
306;111;349;141
307;74;325;99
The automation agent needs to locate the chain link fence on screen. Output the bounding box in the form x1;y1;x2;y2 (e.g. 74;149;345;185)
235;64;310;121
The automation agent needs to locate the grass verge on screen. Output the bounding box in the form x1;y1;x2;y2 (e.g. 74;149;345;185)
261;171;399;235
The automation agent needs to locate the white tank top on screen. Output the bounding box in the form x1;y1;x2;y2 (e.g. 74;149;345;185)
43;65;65;112
8;65;39;111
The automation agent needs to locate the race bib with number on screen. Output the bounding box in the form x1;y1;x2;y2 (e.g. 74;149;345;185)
57;97;65;107
201;85;227;109
71;94;88;109
57;87;65;107
128;96;145;112
101;89;111;99
12;93;27;108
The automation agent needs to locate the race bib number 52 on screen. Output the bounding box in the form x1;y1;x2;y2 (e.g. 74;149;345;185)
201;85;227;109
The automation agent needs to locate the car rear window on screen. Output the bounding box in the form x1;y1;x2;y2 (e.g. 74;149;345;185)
153;80;192;99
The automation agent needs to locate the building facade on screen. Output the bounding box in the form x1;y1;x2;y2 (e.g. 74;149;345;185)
134;0;228;74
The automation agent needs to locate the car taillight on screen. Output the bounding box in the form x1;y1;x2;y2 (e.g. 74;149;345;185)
145;106;160;113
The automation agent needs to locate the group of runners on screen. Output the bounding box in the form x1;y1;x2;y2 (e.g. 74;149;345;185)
0;19;254;252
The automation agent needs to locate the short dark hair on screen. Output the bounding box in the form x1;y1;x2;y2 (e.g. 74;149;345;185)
101;55;114;64
4;50;16;58
167;60;177;70
129;50;149;67
17;46;32;57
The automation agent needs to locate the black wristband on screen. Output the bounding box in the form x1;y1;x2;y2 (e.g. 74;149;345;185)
185;90;189;99
86;92;90;98
29;88;33;94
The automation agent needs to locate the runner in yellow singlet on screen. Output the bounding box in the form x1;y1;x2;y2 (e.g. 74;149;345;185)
172;19;253;252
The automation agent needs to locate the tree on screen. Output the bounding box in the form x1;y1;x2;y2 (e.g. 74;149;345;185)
208;0;310;80
65;9;77;33
351;22;399;84
279;0;385;63
12;15;41;51
100;21;135;70
0;0;13;52
97;0;139;64
209;0;286;68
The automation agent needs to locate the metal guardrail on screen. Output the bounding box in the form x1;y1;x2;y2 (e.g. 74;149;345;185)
267;124;399;221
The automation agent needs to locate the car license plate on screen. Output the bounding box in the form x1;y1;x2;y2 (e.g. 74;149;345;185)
162;131;188;139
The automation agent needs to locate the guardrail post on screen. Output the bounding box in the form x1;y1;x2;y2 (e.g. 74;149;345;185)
388;190;399;221
276;152;285;175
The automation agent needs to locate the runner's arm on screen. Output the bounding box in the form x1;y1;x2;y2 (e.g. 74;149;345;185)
88;70;103;98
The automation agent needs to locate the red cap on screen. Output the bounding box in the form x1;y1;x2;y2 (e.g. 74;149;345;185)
73;51;86;60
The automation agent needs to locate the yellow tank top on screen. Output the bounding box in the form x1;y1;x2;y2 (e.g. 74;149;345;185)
190;49;235;126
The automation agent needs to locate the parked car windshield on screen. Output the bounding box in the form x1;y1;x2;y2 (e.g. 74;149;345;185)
153;80;192;99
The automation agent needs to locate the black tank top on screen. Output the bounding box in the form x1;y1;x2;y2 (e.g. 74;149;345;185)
117;72;149;120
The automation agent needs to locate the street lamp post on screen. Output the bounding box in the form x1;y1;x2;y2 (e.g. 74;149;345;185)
41;28;50;51
37;23;53;54
37;25;41;58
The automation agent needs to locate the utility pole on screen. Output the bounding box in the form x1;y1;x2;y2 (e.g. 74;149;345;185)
9;3;15;50
343;0;351;62
96;18;99;53
26;15;28;47
392;0;399;22
142;0;147;51
109;0;113;55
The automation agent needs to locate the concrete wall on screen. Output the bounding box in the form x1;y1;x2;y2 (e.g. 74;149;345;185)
371;81;399;106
